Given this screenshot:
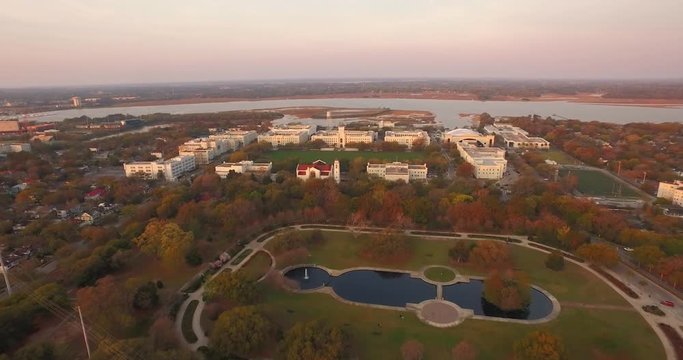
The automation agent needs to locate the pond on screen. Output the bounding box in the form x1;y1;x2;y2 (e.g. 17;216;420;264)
284;266;554;320
443;280;554;320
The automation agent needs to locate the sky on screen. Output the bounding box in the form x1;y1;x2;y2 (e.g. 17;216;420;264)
1;0;682;87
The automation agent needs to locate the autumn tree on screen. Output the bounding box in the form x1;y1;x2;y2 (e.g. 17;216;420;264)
361;231;412;263
149;317;179;351
468;241;511;269
210;306;272;357
545;251;565;271
76;276;136;336
484;270;531;311
514;331;567;360
203;272;258;304
133;220;194;264
456;162;475;178
279;320;346;360
576;243;619;267
451;340;477;360
633;245;665;270
132;281;159;310
401;339;424;360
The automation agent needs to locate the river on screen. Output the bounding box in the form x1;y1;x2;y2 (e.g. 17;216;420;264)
22;98;683;127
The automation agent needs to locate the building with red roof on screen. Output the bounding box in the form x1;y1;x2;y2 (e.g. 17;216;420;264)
296;160;340;184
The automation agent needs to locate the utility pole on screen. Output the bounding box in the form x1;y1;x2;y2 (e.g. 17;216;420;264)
642;171;647;184
0;247;11;296
77;306;92;359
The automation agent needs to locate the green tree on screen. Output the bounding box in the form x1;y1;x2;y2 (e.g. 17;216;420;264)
544;251;565;271
448;240;474;263
210;306;271;357
132;282;159;310
204;272;258;304
514;331;567;360
279;320;346;360
484;270;531;311
361;231;411;263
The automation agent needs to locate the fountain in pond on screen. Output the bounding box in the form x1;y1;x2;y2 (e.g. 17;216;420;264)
304;268;309;280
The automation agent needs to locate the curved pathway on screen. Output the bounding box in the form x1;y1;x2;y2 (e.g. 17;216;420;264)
174;224;679;359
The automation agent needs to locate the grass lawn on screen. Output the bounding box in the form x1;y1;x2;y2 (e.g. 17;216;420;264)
182;300;199;344
261;150;425;163
424;266;456;282
258;230;663;359
238;251;272;282
560;169;641;198
543;149;581;165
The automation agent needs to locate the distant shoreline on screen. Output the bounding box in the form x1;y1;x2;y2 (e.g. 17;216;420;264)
108;92;683;110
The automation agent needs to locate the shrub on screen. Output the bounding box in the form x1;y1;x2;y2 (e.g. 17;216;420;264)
545;251;565;271
484;270;531;311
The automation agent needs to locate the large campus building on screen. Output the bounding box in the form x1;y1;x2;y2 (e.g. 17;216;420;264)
178;137;234;164
657;181;683;207
484;123;550;149
444;129;495;147
383;130;430;149
366;162;428;182
311;126;376;148
258;125;316;146
456;142;508;180
123;155;196;181
208;129;258;147
215;160;272;178
296;160;341;183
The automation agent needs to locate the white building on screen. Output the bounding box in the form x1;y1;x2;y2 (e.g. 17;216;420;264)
366;162;428;182
258;125;316;146
209;129;257;147
215;161;273;178
0;143;31;153
384;130;431;149
657;181;683;207
296;160;341;183
311;126;376;148
444;129;495;147
178;137;233;164
456;142;508;180
484;123;550;149
71;96;81;107
123;155;196;181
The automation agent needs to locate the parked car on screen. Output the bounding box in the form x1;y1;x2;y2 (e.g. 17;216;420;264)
661;300;674;307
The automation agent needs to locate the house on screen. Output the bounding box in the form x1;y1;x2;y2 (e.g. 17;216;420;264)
296;160;341;183
85;188;106;201
79;212;95;225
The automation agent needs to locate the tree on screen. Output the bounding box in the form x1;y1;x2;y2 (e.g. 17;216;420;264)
576;243;619;267
204;272;258;304
210;306;271;357
360;231;412;263
134;220;194;264
633;245;665;270
468;241;511;268
456;162;475;178
279;320;346;360
451;340;477;360
76;276;135;336
401;339;424;360
545;251;565;271
449;240;474;263
132;281;159;310
514;331;567;360
484;270;531;311
11;342;62;360
149;317;179;351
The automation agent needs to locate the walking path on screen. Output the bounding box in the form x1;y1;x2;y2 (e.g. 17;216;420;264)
173;224;680;359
